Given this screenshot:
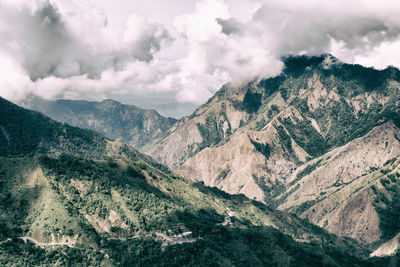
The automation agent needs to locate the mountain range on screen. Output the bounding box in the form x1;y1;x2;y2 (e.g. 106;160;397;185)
2;54;400;265
3;96;391;266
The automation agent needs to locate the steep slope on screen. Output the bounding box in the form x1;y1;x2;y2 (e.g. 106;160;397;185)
277;121;400;243
147;55;400;246
0;97;107;159
143;84;252;167
0;97;384;266
22;98;177;149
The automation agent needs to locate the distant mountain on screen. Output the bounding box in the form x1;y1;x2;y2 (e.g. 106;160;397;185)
145;55;400;248
22;98;177;149
1;97;387;266
151;102;198;119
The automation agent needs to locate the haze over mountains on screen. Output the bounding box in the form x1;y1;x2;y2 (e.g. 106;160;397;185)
22;98;177;149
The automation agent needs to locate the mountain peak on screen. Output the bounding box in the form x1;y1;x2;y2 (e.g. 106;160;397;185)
101;99;121;105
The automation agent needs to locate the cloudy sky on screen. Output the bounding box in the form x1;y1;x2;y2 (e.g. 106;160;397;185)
1;0;400;117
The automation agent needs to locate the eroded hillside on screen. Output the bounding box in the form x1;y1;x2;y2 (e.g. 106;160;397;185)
147;55;400;247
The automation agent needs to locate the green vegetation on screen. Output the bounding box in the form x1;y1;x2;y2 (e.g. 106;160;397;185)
253;117;267;131
323;63;400;92
267;105;280;119
0;97;106;159
2;222;386;267
384;158;397;166
275;125;294;155
39;155;179;233
252;55;400;165
3;58;400;265
259;75;285;97
294;159;323;185
0;152;377;266
371;171;400;240
252;175;286;208
196;112;231;150
243;89;262;113
0;239;107;266
250;139;272;160
280;117;328;157
283;55;325;77
294;200;317;215
0;159;38;239
103;224;369;267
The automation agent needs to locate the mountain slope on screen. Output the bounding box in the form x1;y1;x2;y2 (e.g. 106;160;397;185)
146;55;400;246
0;97;107;159
277;121;400;243
22;98;177;149
143;83;252;167
0;97;386;266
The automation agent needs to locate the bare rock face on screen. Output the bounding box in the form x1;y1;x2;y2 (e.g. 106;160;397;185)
147;55;400;244
145;84;251;168
371;233;400;257
280;121;400;204
146;119;203;168
177;120;400;244
178;130;267;202
276;121;400;243
322;189;381;244
177;115;310;203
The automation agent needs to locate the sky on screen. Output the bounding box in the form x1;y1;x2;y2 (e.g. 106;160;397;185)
1;0;400;118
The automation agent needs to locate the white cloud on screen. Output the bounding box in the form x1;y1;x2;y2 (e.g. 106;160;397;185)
0;51;33;101
167;0;400;103
1;0;400;108
172;0;284;103
352;41;400;69
0;0;173;100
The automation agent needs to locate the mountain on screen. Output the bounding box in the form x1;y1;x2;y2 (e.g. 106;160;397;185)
145;55;400;247
21;98;177;149
2;97;390;266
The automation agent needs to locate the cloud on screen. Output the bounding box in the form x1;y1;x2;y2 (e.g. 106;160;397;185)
249;0;400;55
168;0;400;103
172;0;284;102
0;0;172;79
1;0;400;108
352;41;400;69
0;0;173;102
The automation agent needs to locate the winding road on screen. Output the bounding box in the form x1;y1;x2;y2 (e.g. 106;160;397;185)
0;231;198;253
18;236;75;248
